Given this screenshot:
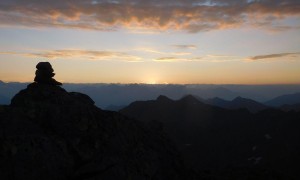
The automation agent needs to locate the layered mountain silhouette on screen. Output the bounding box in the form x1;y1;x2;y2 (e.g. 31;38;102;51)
1;81;300;109
205;96;268;113
121;95;300;179
265;92;300;107
0;65;186;180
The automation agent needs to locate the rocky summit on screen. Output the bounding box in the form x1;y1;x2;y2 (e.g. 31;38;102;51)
0;63;185;180
34;62;62;86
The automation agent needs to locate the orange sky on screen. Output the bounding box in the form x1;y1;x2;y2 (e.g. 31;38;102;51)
0;0;300;84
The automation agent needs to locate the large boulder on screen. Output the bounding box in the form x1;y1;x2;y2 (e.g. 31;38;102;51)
34;62;62;86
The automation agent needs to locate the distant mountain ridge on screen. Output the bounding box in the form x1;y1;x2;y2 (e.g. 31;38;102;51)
120;95;300;179
1;81;300;109
265;92;300;107
205;96;268;113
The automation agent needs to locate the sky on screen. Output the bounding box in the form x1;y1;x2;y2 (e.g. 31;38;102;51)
0;0;300;84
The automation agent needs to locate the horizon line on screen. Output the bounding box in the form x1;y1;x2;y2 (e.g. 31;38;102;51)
1;80;300;86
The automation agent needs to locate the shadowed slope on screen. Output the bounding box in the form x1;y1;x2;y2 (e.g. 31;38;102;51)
121;95;300;179
0;83;185;180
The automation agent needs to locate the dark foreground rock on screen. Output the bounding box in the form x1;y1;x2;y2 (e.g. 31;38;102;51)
0;83;186;180
34;62;62;85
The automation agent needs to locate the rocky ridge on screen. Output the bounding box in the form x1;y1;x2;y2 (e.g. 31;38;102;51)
0;63;185;180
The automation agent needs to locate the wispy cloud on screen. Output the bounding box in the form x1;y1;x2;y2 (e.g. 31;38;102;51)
154;56;240;62
0;0;299;33
154;57;186;62
154;53;246;62
135;48;191;56
249;52;300;60
172;45;197;49
0;49;142;62
154;56;197;62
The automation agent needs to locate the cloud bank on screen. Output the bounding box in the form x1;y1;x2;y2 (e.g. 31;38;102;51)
2;50;299;63
0;49;141;62
250;52;300;60
0;0;299;32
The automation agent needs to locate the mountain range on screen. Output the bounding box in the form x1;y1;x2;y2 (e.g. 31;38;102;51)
265;92;300;107
205;96;268;113
120;95;300;179
1;82;300;109
1;81;300;179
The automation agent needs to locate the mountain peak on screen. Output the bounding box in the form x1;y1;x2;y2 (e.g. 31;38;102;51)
156;95;172;102
231;96;245;103
233;96;244;101
180;94;201;104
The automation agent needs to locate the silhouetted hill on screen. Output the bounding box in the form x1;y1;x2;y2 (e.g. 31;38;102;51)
205;97;229;106
121;95;300;179
280;103;300;112
206;96;268;113
265;92;300;107
0;83;186;180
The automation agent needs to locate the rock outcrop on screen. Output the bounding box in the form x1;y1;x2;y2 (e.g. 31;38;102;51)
0;63;186;180
34;62;62;85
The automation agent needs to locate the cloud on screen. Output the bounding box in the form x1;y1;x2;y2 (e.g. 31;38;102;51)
172;45;197;49
135;48;191;56
250;52;300;60
154;57;185;62
154;54;243;62
0;0;299;32
0;49;142;62
154;52;300;62
154;56;208;62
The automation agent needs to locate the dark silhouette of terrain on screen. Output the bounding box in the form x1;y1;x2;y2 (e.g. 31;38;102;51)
280;103;300;112
121;95;300;179
265;92;300;107
0;63;185;180
205;96;268;113
1;81;300;108
34;62;62;85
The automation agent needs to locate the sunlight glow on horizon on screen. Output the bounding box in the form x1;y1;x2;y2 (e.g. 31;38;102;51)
0;0;300;84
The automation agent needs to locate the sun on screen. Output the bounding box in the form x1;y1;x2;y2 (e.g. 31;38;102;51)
147;79;157;84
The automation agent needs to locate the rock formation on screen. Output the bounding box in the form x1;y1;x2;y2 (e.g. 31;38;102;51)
0;63;187;180
34;62;62;85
